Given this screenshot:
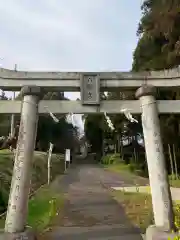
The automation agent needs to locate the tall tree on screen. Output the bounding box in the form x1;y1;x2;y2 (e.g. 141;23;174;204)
132;0;180;172
0;91;79;152
133;0;180;71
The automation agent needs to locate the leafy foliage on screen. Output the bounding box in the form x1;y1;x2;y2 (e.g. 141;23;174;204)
132;0;180;174
85;0;180;172
133;0;180;71
0;91;79;152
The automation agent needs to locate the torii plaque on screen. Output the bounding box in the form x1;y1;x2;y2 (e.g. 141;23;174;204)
80;74;100;105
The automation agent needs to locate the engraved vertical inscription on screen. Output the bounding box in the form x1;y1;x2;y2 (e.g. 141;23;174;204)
5;90;40;233
81;74;100;105
5;113;27;230
140;93;173;229
7;120;24;210
142;104;152;131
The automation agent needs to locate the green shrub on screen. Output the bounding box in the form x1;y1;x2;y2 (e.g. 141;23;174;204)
101;153;121;165
27;187;64;231
0;151;65;215
169;174;179;180
128;163;136;172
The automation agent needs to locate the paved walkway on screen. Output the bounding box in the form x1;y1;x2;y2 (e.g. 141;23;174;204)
112;186;180;201
40;164;145;239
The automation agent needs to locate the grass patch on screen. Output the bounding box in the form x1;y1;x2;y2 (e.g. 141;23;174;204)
101;154;133;176
103;162;131;173
0;150;65;229
169;178;180;188
112;190;180;233
103;159;180;188
27;186;64;231
102;161;149;186
140;186;151;194
101;154;147;179
0;150;65;207
112;190;153;233
0;217;6;229
102;161;146;178
0;185;64;231
0;150;14;213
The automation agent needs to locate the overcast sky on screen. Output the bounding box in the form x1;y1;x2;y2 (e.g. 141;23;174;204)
0;0;143;131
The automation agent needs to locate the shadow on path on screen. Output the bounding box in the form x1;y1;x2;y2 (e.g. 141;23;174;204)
41;164;144;239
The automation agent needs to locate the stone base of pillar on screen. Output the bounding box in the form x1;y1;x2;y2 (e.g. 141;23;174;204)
0;227;37;240
146;225;180;240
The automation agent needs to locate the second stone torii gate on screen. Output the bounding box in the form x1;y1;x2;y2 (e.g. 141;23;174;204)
0;67;177;239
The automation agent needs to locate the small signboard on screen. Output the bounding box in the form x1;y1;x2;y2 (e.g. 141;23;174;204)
80;74;100;105
65;149;71;162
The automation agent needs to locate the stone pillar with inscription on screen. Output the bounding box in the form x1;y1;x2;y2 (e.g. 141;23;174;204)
135;85;175;231
4;86;41;237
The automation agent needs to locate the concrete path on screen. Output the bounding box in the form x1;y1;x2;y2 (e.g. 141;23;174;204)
112;186;180;201
41;164;144;239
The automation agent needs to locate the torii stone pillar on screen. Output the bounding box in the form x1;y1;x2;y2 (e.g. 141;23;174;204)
135;85;175;231
4;86;41;237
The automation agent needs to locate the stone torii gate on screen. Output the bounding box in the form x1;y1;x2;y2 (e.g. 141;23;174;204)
0;67;179;239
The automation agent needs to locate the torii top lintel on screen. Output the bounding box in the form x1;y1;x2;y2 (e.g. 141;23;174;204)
0;67;180;91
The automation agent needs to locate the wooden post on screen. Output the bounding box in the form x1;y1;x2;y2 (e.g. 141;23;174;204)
47;142;53;185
